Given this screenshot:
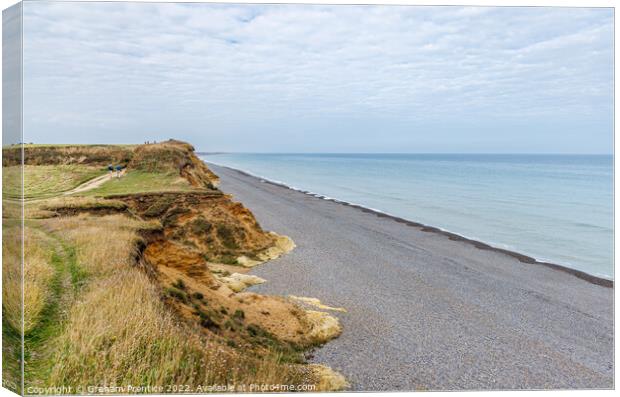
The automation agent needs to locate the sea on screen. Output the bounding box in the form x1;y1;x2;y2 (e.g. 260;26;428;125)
200;153;614;280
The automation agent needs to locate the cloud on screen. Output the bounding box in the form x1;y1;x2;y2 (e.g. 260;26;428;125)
21;2;613;152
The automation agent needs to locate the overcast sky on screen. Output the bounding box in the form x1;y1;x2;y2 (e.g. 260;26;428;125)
22;2;613;153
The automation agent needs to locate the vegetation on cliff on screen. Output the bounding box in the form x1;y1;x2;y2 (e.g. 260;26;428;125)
2;140;346;393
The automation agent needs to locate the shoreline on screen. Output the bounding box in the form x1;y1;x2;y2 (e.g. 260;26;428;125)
208;162;613;390
204;160;613;288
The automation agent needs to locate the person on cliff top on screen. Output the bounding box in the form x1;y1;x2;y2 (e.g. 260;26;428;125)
115;165;123;178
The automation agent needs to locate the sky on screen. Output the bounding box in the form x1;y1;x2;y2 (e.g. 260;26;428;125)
20;1;614;153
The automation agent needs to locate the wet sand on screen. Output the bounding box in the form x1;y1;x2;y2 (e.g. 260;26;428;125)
209;163;614;391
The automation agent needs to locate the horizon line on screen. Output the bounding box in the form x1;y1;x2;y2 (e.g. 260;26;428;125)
197;151;614;156
8;144;612;156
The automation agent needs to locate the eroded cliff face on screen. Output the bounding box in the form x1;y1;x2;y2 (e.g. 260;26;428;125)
119;142;340;348
129;140;220;188
104;141;342;372
117;192;277;263
13;140;346;391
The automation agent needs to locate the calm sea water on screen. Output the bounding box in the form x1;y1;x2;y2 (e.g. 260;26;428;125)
201;153;614;279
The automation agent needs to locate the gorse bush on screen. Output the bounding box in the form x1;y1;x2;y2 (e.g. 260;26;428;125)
217;224;238;249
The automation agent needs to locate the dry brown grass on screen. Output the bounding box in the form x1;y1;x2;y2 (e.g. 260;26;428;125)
42;197;128;211
2;145;135;167
2;222;22;333
2;199;22;219
41;214;313;390
23;228;56;333
2;224;56;334
42;214;146;277
49;267;309;388
23;197;130;220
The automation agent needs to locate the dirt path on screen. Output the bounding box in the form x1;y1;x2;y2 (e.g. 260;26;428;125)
23;229;80;388
63;170;126;195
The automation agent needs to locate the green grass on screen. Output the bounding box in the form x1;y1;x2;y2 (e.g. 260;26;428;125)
2;313;22;394
3;165;105;199
24;249;66;385
84;170;197;197
22;230;83;389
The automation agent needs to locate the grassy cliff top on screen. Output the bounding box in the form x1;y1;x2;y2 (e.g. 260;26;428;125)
4;140;220;199
2;139;345;393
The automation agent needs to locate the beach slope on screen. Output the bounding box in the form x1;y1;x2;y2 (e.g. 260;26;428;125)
209;163;613;391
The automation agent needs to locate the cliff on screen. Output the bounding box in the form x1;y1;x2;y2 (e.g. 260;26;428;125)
5;140;346;391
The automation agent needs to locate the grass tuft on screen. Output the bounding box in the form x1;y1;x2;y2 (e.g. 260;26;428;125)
166;287;188;303
172;278;186;290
